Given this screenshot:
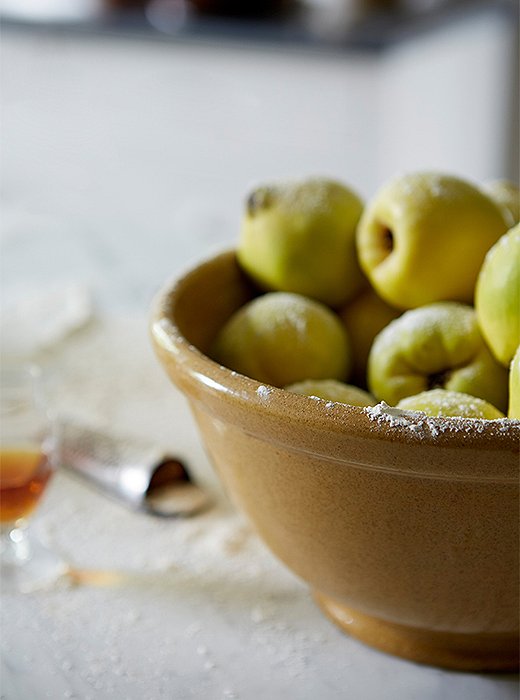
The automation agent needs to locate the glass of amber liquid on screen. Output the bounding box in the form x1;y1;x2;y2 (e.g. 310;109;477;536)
0;363;66;592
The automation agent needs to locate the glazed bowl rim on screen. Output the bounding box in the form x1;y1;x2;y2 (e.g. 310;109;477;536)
150;249;520;485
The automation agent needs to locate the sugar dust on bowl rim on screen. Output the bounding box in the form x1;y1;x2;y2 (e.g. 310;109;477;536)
150;248;520;672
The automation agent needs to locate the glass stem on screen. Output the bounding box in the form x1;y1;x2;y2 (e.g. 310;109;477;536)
0;520;31;565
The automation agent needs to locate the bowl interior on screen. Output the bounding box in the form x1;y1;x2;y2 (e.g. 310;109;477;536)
166;250;257;355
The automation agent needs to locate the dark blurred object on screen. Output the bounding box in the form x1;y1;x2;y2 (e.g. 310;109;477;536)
146;0;300;35
189;0;291;17
104;0;148;7
2;0;517;52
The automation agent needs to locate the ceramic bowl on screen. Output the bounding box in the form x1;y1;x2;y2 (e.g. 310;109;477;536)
150;250;520;672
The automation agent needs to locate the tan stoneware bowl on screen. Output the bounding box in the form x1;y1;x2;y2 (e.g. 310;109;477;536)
150;250;520;672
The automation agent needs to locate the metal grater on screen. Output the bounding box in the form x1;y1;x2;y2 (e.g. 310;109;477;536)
59;421;212;517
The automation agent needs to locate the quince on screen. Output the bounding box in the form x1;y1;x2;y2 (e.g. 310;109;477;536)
211;292;351;387
367;302;509;412
285;379;375;406
509;345;520;419
483;179;519;225
397;389;504;420
475;224;520;367
356;172;510;309
339;286;401;388
237;178;364;307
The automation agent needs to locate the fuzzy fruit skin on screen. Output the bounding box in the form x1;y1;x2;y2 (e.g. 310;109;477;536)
397;389;504;419
368;301;509;412
509;345;520;419
285;379;376;407
483;179;519;226
475;224;520;367
356;172;510;309
211;291;351;387
237;178;365;308
339;285;401;388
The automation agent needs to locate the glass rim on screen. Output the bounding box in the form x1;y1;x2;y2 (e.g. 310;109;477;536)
0;362;47;416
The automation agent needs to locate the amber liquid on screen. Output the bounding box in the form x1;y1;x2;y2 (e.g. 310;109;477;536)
0;448;52;523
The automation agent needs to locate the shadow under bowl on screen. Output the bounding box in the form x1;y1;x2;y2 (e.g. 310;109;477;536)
150;249;520;672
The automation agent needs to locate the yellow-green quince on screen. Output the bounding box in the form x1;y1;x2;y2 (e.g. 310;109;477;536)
356;172;510;309
237;178;365;307
211;291;351;387
367;301;509;412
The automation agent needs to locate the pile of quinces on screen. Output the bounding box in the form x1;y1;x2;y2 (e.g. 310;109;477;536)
211;173;520;420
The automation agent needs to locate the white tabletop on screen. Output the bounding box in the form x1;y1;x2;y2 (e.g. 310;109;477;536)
1;26;518;700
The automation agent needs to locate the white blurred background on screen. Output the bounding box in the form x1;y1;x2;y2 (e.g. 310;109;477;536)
1;0;518;316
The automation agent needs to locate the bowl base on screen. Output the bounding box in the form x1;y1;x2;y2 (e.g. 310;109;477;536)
313;591;519;672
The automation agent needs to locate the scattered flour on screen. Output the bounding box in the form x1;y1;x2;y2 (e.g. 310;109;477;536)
249;179;335;217
256;385;272;400
1;314;331;696
364;401;423;428
364;401;519;440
